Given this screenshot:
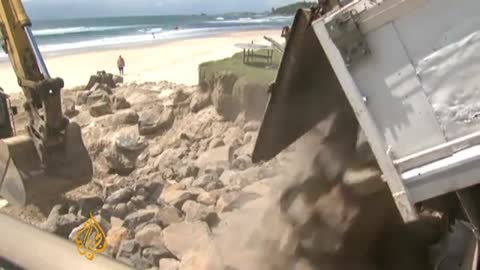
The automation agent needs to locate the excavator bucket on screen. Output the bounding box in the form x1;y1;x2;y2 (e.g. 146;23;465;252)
0;122;93;205
252;8;348;163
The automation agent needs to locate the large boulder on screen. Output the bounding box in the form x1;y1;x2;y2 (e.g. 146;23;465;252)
105;132;148;175
63;98;78;118
86;90;110;106
138;108;175;136
210;71;240;120
162;221;213;259
190;90;211;113
89;101;113;117
195;145;234;168
112;95;131;110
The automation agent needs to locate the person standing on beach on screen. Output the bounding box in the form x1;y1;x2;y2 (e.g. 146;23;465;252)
117;55;125;75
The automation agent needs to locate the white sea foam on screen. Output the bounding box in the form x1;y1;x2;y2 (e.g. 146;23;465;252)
32;25;149;36
207;16;292;24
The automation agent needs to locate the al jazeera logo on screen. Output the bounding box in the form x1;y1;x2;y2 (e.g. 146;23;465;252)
74;212;108;260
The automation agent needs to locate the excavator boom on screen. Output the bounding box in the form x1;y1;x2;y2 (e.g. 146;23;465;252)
0;0;92;205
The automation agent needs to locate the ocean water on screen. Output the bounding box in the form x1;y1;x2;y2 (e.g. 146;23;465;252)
0;14;292;59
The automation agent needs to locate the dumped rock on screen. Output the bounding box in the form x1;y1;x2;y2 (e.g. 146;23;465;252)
181;200;219;227
86;90;110;106
216;191;241;213
162;221;213;259
105;132;148;175
86;70;116;90
43;205;86;238
139;108;175;135
135;223;164;248
195;145;234;168
123;209;157;230
158;185;195;209
159;258;180;270
154;206;184;227
113;203;129;219
112;95;131;110
106;226;129;255
142;246;173;266
111;109;140;125
89;101;113;117
78;195;103;216
63;98;78;118
116;239;140;266
115;133;148;153
190;90;211;113
177;242;224;270
106;187;134;204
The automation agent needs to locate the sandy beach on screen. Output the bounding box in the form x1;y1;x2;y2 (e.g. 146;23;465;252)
0;29;281;94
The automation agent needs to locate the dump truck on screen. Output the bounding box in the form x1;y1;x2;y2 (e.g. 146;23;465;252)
253;0;480;269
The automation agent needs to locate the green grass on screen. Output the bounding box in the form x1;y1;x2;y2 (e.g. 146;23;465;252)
199;49;282;86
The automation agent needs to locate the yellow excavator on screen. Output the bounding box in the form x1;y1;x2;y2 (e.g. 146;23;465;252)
0;0;92;206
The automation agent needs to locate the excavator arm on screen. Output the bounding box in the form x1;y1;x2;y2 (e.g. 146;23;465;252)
0;0;93;205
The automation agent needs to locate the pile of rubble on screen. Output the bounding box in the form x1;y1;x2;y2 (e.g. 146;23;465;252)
33;71;283;269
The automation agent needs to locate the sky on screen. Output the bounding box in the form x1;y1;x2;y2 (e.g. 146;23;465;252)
23;0;300;19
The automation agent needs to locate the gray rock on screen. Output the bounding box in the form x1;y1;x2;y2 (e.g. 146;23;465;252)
159;258;180;270
131;195;147;209
178;165;199;179
158;186;195;209
127;201;137;212
192;174;216;189
190;91;211;113
112;95;131;110
106;187;134;204
43;205;86;237
216;192;241;213
155;206;184;227
89;101;113;117
114;133;148;153
142;246;173;266
86;90;110;105
178;177;194;188
116;239;140;266
78;196;103;217
63;98;78;118
196;192;217;206
123;209;157;230
113;203;129;219
181;201;219;227
162;221;212;259
204;180;224;192
135;223;164;248
138;108;175;136
195;145;234;168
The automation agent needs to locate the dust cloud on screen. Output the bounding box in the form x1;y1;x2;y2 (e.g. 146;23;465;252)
213;110;443;270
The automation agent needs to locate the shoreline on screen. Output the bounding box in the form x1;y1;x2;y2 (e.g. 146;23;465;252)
0;28;282;94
